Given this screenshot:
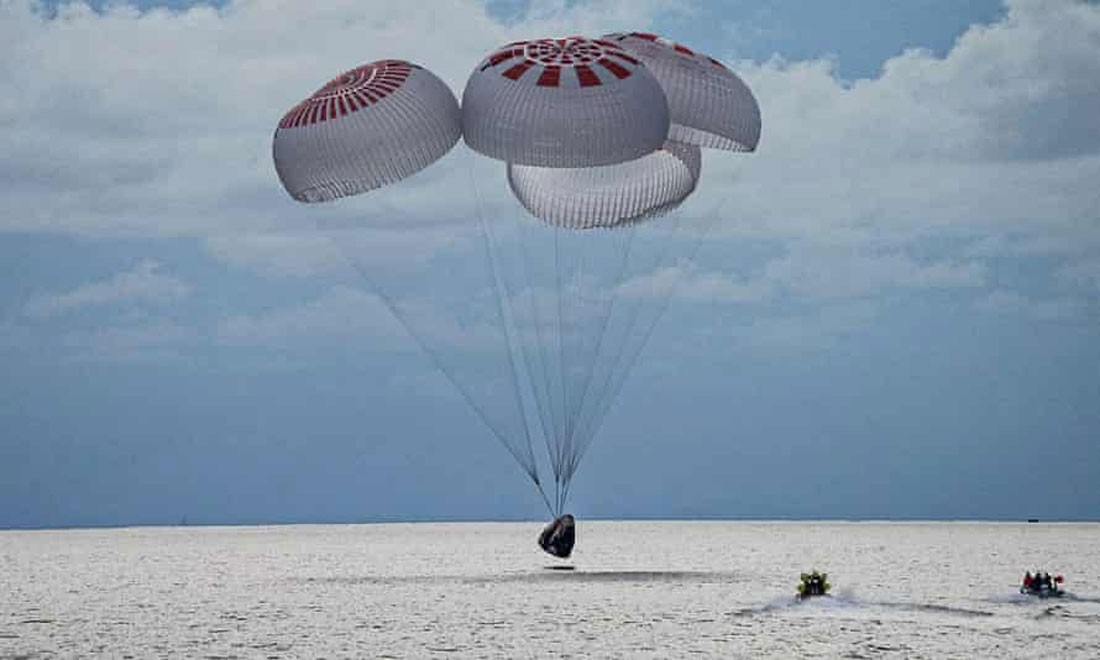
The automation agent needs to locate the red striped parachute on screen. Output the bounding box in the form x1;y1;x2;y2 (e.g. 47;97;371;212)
272;35;759;524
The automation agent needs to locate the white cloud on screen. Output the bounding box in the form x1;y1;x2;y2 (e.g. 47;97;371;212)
761;246;985;300
699;0;1100;252
216;285;403;347
1;0;1094;242
619;266;773;303
734;0;1100;163
741;301;879;353
0;0;680;239
963;227;1100;260
619;246;984;304
205;232;347;278
1;0;1097;350
205;224;478;279
59;318;195;362
977;289;1087;321
23;259;192;318
214;283;505;352
1056;259;1100;293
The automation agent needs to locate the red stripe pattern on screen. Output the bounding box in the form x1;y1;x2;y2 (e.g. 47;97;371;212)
609;32;728;70
479;36;641;88
279;60;415;129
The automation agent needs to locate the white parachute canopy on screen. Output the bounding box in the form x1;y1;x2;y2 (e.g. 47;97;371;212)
604;32;761;152
507;140;702;228
272;60;462;203
462;37;670;168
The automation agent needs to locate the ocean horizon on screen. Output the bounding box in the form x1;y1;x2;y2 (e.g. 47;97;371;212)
6;516;1098;533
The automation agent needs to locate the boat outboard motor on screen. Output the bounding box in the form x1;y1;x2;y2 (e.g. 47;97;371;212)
538;514;576;558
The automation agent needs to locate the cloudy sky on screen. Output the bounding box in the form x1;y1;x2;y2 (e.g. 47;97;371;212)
1;0;1097;528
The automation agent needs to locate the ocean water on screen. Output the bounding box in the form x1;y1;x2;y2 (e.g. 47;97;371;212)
2;521;1098;658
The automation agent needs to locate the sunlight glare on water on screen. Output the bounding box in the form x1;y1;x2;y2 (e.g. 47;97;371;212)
2;521;1098;657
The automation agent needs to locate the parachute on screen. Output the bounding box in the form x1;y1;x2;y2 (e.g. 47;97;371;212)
462;37;669;168
271;36;760;538
602;32;761;152
508;140;702;229
273;60;462;202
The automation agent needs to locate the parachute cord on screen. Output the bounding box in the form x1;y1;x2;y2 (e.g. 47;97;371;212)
565;212;687;479
312;216;543;506
557;476;567;514
552;474;558;516
468;167;543;484
560;223;640;474
498;202;560;497
566;199;729;478
570;204;723;475
555;228;574;480
466;168;558;521
533;474;554;517
553;228;568;482
557;229;590;478
516;221;564;492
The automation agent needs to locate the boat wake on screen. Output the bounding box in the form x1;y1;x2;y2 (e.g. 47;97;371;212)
729;597;801;617
732;590;994;619
731;591;861;617
870;600;995;618
985;591;1100;605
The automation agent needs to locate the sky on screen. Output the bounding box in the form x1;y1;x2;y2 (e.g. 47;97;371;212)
1;0;1098;529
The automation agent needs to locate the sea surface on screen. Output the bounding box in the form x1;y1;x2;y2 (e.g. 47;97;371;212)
2;521;1098;658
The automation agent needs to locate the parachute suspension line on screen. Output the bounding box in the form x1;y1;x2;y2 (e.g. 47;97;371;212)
488;213;571;517
534;475;555;516
513;218;565;514
560;231;590;484
552;224;623;506
556;226;579;491
564;234;701;482
569;213;709;479
467;168;555;513
559;219;681;485
473;215;541;479
553;227;568;488
558;473;567;515
559;223;642;488
560;476;574;515
313;216;552;515
565;200;730;482
572;206;701;485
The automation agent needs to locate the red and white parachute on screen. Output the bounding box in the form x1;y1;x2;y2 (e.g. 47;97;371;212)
604;32;761;152
273;60;461;203
461;37;669;168
271;34;760;516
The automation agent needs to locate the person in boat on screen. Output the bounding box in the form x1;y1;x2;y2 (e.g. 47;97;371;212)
798;570;828;597
1025;570;1047;593
1022;570;1063;595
